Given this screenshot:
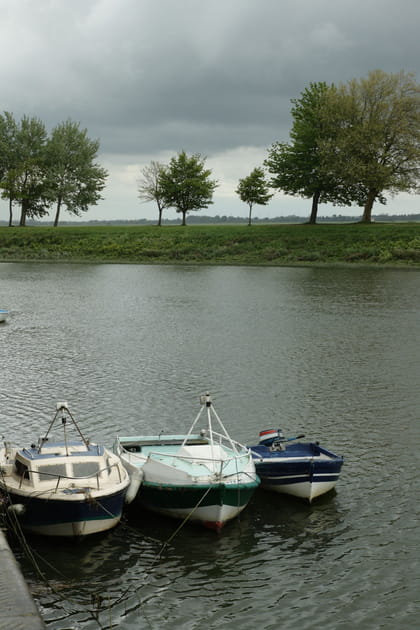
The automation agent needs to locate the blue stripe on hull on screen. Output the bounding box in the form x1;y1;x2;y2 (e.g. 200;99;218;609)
261;473;340;486
254;460;342;481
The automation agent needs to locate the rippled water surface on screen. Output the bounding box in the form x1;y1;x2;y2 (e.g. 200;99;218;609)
1;263;419;629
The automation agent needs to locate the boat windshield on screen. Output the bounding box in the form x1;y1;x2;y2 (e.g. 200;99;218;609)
35;461;101;482
72;462;100;478
37;463;67;481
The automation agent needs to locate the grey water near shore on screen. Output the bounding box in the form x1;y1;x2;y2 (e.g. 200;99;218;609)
1;262;419;629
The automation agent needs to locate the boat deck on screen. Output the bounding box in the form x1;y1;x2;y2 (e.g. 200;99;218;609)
18;441;105;459
118;435;252;478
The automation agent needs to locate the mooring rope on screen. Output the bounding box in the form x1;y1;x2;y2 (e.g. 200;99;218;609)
109;484;214;609
0;478;215;630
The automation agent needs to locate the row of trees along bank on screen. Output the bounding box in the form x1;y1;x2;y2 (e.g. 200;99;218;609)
138;70;420;225
0;113;107;227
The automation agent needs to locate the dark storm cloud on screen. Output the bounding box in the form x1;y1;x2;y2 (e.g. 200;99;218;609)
2;0;419;155
1;0;420;219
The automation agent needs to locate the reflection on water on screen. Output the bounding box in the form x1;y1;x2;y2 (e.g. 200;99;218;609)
14;493;346;629
1;263;419;630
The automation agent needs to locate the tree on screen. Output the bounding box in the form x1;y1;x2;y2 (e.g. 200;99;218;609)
320;70;420;222
0;112;19;226
137;161;168;226
236;167;273;226
159;151;218;226
44;120;108;227
265;82;354;224
5;115;50;226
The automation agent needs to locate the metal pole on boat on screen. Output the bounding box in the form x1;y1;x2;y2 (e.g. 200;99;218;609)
205;392;214;459
209;402;239;454
63;405;90;448
181;404;205;446
62;410;69;456
38;402;89;452
38;405;63;451
203;393;216;463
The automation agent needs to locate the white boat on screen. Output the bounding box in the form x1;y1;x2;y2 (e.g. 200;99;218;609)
0;309;9;323
114;393;260;531
0;403;131;537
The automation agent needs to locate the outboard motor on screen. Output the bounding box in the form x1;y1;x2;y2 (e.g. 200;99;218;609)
258;429;286;451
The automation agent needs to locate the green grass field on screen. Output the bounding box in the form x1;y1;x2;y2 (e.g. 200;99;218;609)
0;223;419;266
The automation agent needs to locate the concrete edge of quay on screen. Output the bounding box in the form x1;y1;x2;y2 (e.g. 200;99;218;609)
0;528;46;630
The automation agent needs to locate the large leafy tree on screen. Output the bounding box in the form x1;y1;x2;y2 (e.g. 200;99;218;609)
0;112;19;226
45;120;108;227
159;151;218;226
236;167;273;226
265;82;352;224
320;70;420;222
137;160;168;226
6;115;50;226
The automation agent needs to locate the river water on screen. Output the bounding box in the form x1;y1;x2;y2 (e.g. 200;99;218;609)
0;262;419;630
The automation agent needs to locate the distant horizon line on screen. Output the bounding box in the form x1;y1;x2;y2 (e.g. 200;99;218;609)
2;212;420;227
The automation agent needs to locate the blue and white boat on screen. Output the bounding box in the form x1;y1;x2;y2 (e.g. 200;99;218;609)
249;429;344;502
114;393;260;531
0;309;9;323
0;403;131;537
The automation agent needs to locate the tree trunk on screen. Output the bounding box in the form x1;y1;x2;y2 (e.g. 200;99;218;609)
8;198;13;227
361;189;377;223
19;200;28;226
53;199;62;227
308;191;320;224
157;204;162;226
181;210;187;226
248;203;253;226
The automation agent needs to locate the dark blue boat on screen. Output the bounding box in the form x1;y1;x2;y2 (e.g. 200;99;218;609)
249;429;344;502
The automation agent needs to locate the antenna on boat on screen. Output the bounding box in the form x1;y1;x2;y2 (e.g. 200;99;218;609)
181;392;241;454
60;404;71;456
38;402;90;453
181;392;210;445
200;393;212;407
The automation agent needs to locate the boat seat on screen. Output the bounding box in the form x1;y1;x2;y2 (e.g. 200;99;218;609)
125;444;142;453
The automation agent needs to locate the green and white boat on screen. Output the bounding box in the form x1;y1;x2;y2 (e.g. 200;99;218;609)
114;393;260;531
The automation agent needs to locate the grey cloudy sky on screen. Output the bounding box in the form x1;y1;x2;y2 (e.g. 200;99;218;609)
1;0;420;221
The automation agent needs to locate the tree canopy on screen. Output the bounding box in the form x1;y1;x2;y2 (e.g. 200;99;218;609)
236;167;273;226
320;70;420;222
159;151;218;226
137;160;169;226
0;112;20;226
0;112;107;226
45;120;108;227
265;82;358;224
265;71;420;223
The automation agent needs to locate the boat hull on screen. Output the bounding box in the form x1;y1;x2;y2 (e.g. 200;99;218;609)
135;480;259;530
251;443;343;502
256;470;340;502
3;487;127;537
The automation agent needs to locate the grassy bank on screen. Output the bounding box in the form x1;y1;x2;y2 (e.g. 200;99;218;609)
0;222;419;266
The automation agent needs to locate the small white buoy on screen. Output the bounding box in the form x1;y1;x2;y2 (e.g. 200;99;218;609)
8;503;26;516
